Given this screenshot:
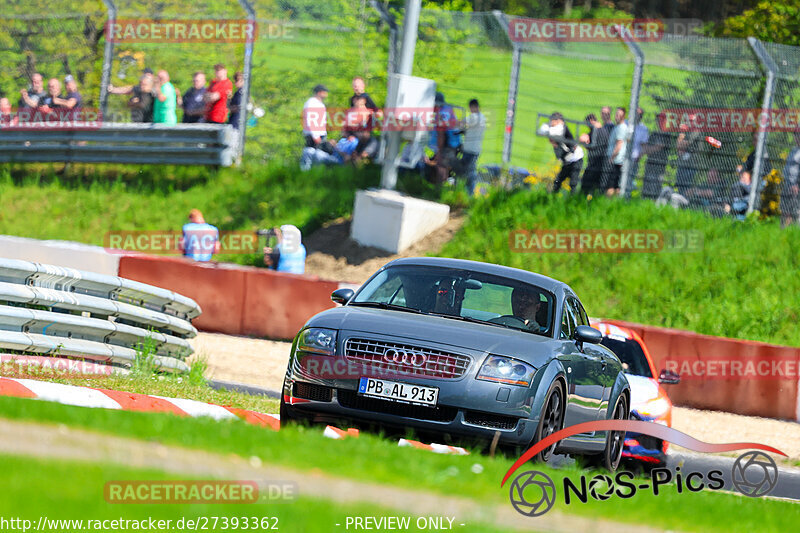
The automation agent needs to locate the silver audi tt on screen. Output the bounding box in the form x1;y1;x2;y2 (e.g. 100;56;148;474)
281;257;630;469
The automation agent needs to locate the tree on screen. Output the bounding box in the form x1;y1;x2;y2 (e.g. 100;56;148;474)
714;0;800;45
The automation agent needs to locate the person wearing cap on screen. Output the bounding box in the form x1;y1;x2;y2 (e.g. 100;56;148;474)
548;111;584;193
302;84;332;152
179;209;220;262
51;75;82;110
205;63;233;124
263;225;306;274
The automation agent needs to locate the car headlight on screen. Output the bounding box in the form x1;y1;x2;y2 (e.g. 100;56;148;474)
634;396;671;419
477;355;536;387
297;328;337;355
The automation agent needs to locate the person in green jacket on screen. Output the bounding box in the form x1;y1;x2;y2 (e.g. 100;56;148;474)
153;69;178;124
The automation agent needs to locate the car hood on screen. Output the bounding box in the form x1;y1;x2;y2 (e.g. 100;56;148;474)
626;374;662;408
307;306;558;367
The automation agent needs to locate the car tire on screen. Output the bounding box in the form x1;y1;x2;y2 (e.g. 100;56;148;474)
530;381;565;463
597;394;628;472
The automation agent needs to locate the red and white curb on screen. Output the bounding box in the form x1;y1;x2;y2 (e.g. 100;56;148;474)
0;377;469;456
0;377;280;431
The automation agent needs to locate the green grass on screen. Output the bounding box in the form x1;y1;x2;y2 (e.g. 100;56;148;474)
0;162;379;267
0;454;509;533
1;395;798;532
439;187;800;346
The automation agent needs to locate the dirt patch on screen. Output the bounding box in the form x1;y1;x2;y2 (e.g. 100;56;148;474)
189;333;291;391
303;212;465;284
671;406;800;463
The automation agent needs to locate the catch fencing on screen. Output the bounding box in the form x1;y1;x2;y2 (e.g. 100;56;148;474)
0;258;201;374
3;4;800;215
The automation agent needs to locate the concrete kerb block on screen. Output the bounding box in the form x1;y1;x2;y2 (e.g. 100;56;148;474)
350;189;450;254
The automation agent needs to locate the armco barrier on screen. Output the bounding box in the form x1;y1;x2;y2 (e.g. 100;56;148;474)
605;320;800;421
0;258;201;373
0;235;121;277
0;123;236;167
117;255;339;340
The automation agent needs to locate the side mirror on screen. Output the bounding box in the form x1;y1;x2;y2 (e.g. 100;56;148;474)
574;325;602;345
658;368;681;385
331;288;354;305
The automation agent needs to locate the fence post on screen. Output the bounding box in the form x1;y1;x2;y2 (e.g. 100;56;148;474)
619;36;644;198
372;0;398;76
492;11;520;166
236;0;257;163
99;0;116;119
747;37;778;215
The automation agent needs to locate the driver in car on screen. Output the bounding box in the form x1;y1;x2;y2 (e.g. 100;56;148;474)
511;287;546;332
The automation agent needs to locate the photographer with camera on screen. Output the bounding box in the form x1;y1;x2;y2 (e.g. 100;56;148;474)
259;224;306;274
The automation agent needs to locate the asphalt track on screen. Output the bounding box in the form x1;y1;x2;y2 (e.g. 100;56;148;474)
547;451;800;502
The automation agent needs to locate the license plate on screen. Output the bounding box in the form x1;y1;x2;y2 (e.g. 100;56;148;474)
358;377;439;407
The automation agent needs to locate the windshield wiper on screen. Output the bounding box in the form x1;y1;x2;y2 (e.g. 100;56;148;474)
348;301;426;314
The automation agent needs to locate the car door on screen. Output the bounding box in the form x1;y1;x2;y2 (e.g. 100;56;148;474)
559;298;598;427
570;296;609;421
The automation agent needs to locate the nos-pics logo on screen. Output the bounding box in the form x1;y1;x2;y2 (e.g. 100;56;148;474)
501;420;784;517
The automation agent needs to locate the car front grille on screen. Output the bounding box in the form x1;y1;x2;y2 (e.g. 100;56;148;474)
463;410;519;430
293;382;333;402
337;389;458;422
344;338;471;379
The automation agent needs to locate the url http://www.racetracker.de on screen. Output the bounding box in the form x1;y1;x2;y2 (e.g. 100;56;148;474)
0;516;281;531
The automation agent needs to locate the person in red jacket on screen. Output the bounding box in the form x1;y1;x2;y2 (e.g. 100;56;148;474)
205;63;233;124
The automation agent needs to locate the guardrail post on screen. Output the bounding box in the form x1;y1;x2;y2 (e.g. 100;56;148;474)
747;37;778;215
236;0;257;163
99;0;116;118
620;36;644;198
492;11;519;165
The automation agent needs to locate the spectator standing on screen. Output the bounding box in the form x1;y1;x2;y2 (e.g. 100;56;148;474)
349;77;378;111
302;84;330;150
38;78;64;112
460;98;486;196
580;113;609;195
675;120;703;196
641;112;672;199
51;75;82;110
630;107;649;184
605;106;630;196
781;132;800;227
429;92;462;184
179;209;220;262
109;75;154;123
548;112;584;193
19;73;46;110
229;72;245;129
205;64;233;124
153;70;177;125
181;72;207;123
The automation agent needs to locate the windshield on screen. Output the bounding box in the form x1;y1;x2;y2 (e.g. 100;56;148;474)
351;265;555;337
599;336;653;378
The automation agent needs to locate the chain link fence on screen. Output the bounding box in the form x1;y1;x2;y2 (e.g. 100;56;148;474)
2;4;800;223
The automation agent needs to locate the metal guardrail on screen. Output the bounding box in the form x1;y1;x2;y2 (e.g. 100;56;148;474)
0;123;236;166
0;258;202;373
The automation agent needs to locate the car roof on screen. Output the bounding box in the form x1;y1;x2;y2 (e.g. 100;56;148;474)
385;257;571;294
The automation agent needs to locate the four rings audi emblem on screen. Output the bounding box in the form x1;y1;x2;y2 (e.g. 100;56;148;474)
383;348;428;367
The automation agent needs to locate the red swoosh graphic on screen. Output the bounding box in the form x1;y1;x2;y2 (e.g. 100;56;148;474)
501;420;786;486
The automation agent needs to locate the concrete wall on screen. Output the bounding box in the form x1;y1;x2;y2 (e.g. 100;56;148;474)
0;235;120;276
605;320;800;421
117;255;339;340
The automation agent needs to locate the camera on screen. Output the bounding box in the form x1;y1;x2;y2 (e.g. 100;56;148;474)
256;228;277;238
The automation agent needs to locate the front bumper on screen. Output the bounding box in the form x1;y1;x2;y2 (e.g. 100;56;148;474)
283;378;540;446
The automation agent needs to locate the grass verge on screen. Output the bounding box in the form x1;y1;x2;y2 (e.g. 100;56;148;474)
0;396;797;532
